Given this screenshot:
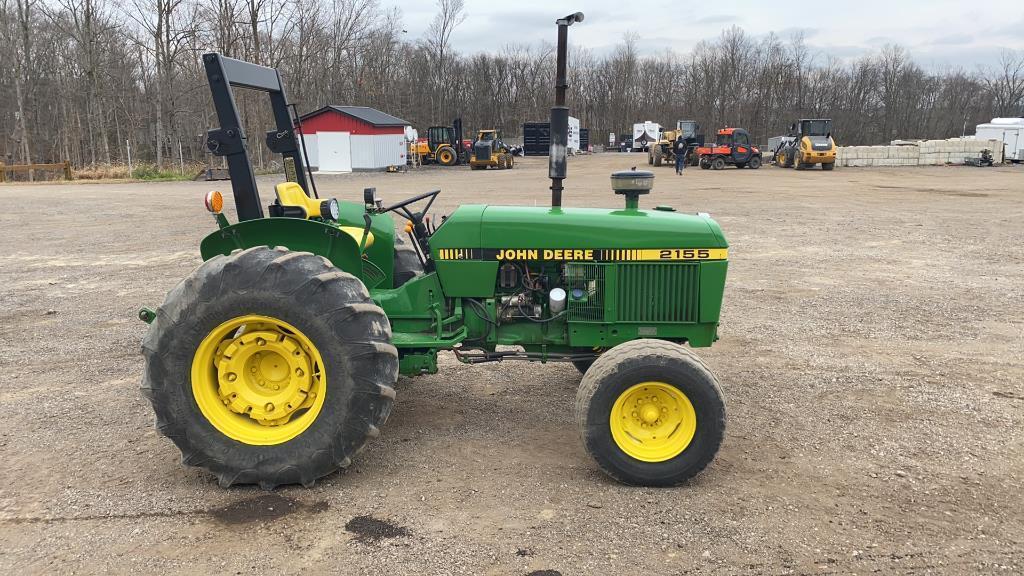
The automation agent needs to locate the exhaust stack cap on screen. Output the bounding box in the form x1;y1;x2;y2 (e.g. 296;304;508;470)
557;12;584;25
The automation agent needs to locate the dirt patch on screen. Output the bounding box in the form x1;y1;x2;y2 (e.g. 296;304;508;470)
0;157;1022;574
205;494;331;525
345;515;409;543
207;494;302;525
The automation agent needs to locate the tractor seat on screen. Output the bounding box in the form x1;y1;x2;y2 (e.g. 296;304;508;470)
274;182;374;248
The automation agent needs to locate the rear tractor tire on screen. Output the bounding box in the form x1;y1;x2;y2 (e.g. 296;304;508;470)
574;339;726;486
821;162;835;171
141;246;399;489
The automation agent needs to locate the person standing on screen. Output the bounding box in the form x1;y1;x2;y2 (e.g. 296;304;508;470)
675;136;687;175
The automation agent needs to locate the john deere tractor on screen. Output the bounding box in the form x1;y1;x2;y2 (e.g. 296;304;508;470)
139;12;730;489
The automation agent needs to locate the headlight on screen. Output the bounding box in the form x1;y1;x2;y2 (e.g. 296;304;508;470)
320;198;340;221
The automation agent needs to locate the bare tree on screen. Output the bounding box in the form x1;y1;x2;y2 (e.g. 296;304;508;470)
6;0;36;175
424;0;465;119
985;49;1024;116
0;10;1018;172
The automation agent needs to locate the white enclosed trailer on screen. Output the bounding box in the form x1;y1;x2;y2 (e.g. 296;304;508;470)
975;118;1024;162
632;121;661;151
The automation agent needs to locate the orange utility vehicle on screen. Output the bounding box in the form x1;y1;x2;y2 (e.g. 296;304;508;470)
696;127;762;170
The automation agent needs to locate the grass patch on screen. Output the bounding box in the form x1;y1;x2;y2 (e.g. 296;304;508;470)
72;163;205;181
73;164;131;180
130;164;195;181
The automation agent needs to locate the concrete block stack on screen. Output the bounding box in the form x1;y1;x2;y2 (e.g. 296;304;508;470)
836;138;1004;167
836;144;919;167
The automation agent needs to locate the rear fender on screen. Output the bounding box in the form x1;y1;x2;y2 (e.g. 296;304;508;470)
200;217;362;279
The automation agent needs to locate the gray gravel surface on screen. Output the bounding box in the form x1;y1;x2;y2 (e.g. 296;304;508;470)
0;155;1022;574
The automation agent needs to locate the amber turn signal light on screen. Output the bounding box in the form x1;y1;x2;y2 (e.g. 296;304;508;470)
204;191;224;213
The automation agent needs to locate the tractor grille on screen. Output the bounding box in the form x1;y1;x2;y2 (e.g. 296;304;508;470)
617;263;699;323
565;262;700;323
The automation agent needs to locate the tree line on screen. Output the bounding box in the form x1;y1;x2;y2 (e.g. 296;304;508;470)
2;0;1023;171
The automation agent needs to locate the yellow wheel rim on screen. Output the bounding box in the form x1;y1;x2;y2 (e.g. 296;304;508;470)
439;149;453;163
191;314;326;445
609;382;697;462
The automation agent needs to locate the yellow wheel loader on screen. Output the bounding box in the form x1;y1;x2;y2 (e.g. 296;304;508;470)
469;129;515;170
648;120;702;167
774;119;836;170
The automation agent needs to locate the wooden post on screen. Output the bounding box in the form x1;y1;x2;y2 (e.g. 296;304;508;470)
0;162;5;183
63;161;72;180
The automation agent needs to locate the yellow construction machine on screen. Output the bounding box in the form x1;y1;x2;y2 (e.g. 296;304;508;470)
469;129;515;170
414;119;466;166
649;120;702;167
774;118;836;170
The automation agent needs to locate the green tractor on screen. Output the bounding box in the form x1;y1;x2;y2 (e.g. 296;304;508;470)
139;12;730;489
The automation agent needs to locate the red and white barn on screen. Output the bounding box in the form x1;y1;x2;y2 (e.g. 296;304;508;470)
298;106;410;172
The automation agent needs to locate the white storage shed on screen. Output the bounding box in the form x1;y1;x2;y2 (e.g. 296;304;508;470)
299;106;410;172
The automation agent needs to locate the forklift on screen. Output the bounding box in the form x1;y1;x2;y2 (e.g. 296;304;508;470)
415;119;466;166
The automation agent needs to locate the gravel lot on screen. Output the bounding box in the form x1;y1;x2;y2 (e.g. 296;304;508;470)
1;154;1022;575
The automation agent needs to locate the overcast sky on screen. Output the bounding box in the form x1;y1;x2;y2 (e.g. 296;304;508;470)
388;0;1024;69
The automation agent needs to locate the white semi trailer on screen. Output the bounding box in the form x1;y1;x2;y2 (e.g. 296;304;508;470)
975;117;1024;162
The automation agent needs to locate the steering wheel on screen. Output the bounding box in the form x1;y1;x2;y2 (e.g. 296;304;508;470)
380;189;440;226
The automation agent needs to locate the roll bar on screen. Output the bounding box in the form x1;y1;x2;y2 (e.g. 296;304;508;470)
203;53;310;221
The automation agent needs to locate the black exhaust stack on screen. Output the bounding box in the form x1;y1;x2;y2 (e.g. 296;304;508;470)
549;11;584;209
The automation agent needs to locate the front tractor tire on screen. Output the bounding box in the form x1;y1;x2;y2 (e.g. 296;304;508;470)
574;339;726;486
141;246;398;489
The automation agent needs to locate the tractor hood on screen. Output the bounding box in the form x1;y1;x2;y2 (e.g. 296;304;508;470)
431;205;728;254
